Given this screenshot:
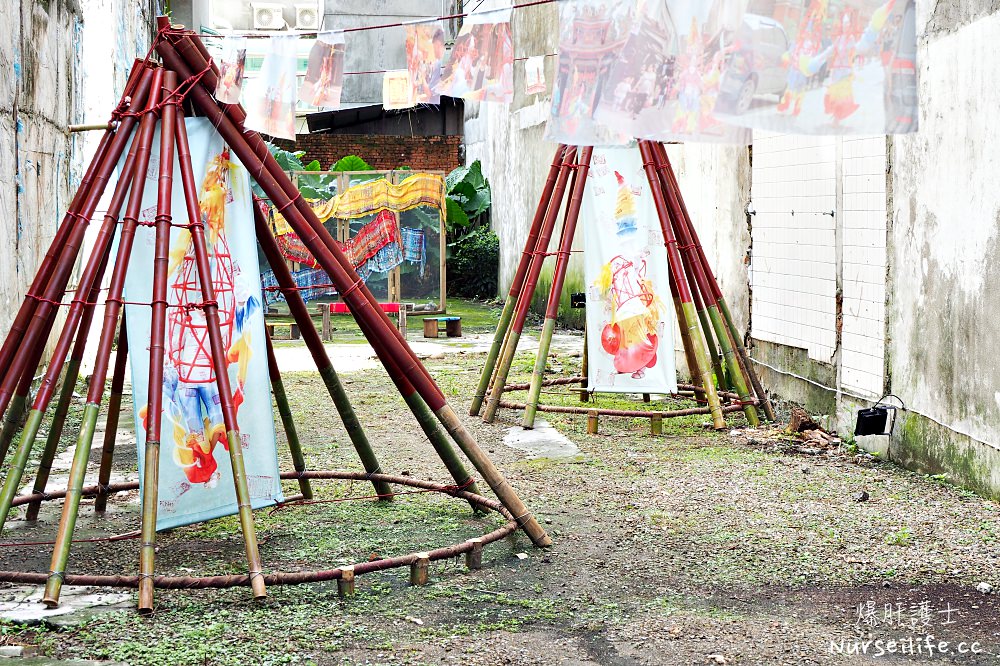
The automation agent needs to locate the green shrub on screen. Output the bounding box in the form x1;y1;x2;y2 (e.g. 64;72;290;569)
448;227;499;299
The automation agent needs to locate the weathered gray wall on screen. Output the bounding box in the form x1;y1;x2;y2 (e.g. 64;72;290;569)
0;1;82;344
885;1;1000;495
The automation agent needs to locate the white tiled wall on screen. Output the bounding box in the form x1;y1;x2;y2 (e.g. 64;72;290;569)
750;133;888;398
840;136;888;398
750;134;838;362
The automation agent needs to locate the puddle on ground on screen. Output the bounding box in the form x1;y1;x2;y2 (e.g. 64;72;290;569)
503;420;580;459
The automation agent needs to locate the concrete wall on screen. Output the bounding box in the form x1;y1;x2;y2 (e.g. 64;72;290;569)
0;1;154;364
0;1;83;346
747;0;1000;498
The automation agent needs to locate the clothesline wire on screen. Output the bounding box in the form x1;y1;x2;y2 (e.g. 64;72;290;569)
196;0;559;39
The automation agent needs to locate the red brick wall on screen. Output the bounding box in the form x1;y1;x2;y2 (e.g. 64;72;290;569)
276;134;463;172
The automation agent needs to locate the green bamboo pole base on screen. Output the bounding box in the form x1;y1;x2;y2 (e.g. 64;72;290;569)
317;364;392;498
224;429;267;600
25;357;83;521
402;391;482;510
680;302;726;429
93;381;125;514
0;408;47;532
435;404;552;548
136;435;161;613
706;305;759;426
268;341;313;500
0;392;28;465
470;296;516;416
695;304;728;392
718;297;777;422
523;318;557;429
42;402;101;606
482;328;523;424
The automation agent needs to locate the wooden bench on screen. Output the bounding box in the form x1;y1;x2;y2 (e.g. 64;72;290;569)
318;302;410;341
423;316;461;338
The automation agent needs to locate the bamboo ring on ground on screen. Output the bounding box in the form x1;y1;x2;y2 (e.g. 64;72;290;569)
0;471;517;590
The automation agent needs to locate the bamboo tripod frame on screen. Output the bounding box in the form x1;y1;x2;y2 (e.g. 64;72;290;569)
471;141;776;430
0;22;549;612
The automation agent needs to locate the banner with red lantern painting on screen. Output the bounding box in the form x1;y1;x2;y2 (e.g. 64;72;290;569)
583;147;677;395
120;118;282;530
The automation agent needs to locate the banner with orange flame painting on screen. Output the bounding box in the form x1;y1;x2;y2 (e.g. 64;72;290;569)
120;118;282;530
583;147;677;394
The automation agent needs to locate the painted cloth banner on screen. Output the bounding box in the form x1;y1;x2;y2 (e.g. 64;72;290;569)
300;31;347;109
583;148;677;394
524;55;547;95
436;7;514;103
594;0;752;144
405;22;446;105
544;0;633;146
245;34;298;140
383;69;415;110
715;0;917;134
122;118;282;530
215;36;247;105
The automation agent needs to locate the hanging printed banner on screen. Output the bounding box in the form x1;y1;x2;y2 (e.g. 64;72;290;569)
583;147;677;394
245;34;298;140
594;0;752;144
544;1;632;146
121;118;282;530
300;31;347;109
524;55;547;95
714;0;917;133
436;7;514;103
405;21;446;105
214;36;247;105
383;69;415;110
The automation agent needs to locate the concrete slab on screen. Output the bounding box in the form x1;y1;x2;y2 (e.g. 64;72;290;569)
503;420;580;459
0;585;131;626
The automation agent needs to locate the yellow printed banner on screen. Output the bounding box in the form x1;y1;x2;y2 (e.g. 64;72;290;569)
273;172;445;236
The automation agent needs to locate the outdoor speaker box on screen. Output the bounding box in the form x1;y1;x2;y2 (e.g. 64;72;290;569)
854;406;895;436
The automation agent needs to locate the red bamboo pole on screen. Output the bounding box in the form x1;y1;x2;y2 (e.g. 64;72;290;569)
0;65;156;424
251;202;391;497
637;141;726;429
155;28;550;548
653;145;776;421
174;101;267;603
481;147;578;424
42;65;163;608
470;144;567;415
0;59;147;395
522;147;593;428
95;316;129;514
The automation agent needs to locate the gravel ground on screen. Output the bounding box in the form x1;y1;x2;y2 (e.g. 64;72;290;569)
1;340;999;665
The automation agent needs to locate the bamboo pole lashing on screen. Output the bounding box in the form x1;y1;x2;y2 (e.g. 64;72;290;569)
470;144;567;416
523;147;593;429
155;33;551;548
0;73;157;536
653;145;776;422
251;200;392;497
43;65;164;608
481;147;578;424
637;141;726;429
172;103;267;603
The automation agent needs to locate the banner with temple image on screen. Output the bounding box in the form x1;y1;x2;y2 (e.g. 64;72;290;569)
714;0;918;134
120;118;282;530
245;34;298;140
300;31;347;110
594;0;752;144
435;7;514;103
583;147;677;395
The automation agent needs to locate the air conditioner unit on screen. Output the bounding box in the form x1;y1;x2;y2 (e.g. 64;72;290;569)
251;3;286;31
295;3;320;31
